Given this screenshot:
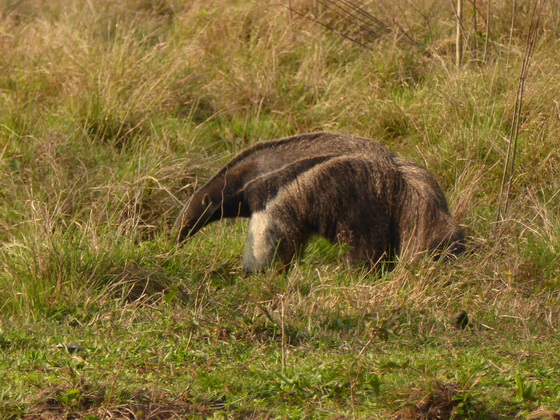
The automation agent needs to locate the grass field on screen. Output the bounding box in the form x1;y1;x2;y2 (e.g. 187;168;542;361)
1;0;559;418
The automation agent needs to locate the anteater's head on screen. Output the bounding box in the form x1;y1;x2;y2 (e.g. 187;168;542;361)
173;188;223;242
173;163;253;243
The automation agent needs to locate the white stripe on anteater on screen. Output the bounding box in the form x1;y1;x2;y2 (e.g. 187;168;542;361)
243;210;276;273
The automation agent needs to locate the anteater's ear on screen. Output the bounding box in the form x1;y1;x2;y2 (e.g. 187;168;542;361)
201;193;211;207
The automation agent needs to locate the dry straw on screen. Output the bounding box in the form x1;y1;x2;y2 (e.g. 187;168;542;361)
497;0;546;222
456;0;464;68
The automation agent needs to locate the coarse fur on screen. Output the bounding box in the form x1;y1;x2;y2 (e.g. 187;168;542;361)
173;133;465;272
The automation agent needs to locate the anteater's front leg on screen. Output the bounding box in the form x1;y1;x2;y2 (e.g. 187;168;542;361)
242;210;305;273
243;211;279;273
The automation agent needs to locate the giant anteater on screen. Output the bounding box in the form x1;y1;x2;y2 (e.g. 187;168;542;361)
173;133;464;272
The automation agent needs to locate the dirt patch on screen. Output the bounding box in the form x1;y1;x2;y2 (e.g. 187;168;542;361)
527;411;560;419
119;389;212;419
25;386;101;420
25;386;211;419
392;381;463;420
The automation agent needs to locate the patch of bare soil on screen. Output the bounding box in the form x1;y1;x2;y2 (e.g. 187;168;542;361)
527;411;560;419
392;381;464;420
25;386;211;419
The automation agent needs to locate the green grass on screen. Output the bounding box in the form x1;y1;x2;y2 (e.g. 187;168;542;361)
1;0;559;418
